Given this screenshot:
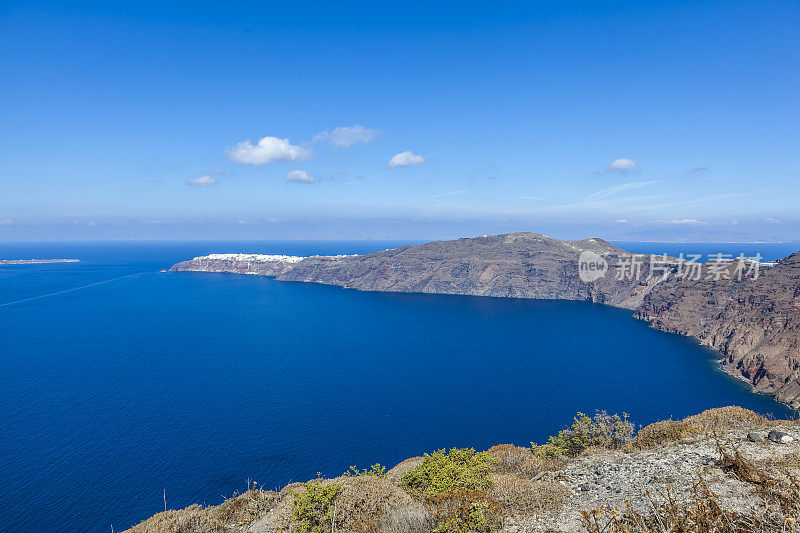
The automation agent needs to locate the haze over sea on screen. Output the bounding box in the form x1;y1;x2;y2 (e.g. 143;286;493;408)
1;240;797;533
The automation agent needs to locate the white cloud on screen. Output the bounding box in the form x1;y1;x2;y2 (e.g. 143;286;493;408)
614;219;629;224
0;218;14;226
765;217;782;224
227;136;311;166
286;170;316;183
314;125;380;148
605;158;641;173
188;175;217;187
388;151;426;168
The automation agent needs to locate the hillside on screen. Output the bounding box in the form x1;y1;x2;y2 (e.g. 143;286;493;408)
124;406;800;532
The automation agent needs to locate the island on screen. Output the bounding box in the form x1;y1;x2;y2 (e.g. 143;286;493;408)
169;232;800;409
0;258;80;265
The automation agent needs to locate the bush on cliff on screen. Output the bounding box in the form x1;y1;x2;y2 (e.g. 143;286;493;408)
401;448;493;499
531;410;634;457
401;448;501;532
290;480;342;533
344;463;388;478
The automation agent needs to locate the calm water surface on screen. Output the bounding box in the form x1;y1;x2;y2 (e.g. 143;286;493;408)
0;241;796;532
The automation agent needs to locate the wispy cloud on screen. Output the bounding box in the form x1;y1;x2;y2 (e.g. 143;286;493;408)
227;136;311;166
388;151;426;168
350;189;469;215
686;167;708;174
314;125;380;148
187;175;217;187
645;191;765;212
0;218;14;226
286;170;316;184
584;180;659;202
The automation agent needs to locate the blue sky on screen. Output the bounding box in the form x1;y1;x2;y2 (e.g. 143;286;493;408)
1;1;798;241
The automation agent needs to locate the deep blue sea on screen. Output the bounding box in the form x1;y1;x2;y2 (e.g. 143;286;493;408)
1;240;798;532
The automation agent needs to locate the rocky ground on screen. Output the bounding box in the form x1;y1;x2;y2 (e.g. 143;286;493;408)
124;407;800;533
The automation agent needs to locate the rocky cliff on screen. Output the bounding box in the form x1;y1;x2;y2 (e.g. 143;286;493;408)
169;232;800;408
635;252;800;407
170;233;667;308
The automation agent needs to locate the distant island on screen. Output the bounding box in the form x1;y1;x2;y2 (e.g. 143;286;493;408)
0;258;80;265
169;232;800;409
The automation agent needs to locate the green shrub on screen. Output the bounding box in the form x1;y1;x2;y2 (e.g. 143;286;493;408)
402;448;500;532
290;480;342;533
532;411;634;457
343;463;387;478
401;448;493;500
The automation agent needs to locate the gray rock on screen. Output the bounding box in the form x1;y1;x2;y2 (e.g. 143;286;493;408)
747;432;763;442
579;483;591;492
768;430;793;444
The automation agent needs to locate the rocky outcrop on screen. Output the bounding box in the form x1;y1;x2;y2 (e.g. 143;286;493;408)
169;232;800;408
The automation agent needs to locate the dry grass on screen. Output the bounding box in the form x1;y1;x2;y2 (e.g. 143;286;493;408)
122;505;223;533
487;444;542;477
331;475;418;532
633;419;692;448
263;475;429;533
377;503;430;533
684;406;767;433
488;474;569;517
215;487;278;527
387;457;424;487
757;450;800;473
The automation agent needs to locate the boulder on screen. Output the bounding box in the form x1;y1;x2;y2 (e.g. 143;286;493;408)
747;432;763;442
768;430;794;444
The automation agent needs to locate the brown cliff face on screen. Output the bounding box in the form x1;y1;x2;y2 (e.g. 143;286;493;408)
635;253;800;407
169;233;800;408
171;233;667;308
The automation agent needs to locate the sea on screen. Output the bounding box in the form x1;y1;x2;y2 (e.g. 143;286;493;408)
1;240;798;532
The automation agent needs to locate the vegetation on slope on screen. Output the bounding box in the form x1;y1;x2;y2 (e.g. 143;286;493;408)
124;406;800;533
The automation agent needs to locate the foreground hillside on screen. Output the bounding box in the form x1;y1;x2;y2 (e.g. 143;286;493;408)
125;407;800;532
170;232;800;408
